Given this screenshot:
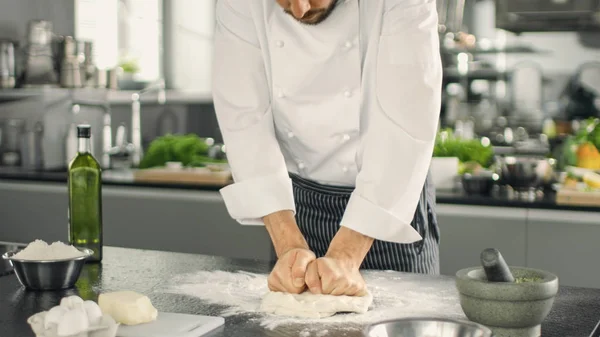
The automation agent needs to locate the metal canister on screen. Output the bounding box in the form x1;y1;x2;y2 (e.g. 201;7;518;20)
0;40;16;89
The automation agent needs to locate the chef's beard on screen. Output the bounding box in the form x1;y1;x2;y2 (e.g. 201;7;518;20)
284;0;340;25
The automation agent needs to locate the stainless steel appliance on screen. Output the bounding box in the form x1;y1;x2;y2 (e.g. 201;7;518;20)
496;0;600;33
20;121;44;170
0;40;16;89
22;20;59;87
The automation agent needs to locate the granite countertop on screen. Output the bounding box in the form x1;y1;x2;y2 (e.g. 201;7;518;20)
1;247;599;337
2;168;599;211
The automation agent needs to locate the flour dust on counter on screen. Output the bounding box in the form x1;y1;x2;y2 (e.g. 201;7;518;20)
159;270;466;331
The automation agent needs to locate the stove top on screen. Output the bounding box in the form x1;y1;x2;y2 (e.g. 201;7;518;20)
0;242;25;277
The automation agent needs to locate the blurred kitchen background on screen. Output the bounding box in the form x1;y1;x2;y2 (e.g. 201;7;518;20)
1;1;600;288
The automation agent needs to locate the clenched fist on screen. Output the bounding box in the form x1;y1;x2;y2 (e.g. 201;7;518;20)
305;256;367;296
268;248;316;294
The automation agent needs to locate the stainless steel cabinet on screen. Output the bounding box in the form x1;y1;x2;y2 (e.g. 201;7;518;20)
527;209;600;289
437;204;528;276
0;181;275;261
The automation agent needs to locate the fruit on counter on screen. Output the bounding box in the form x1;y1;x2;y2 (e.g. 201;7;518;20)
575;118;600;150
557;118;600;170
139;134;226;169
563;172;579;188
98;291;158;325
583;171;600;189
576;142;600;170
27;295;118;337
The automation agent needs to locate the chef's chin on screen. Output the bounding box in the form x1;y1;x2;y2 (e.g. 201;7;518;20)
282;0;339;25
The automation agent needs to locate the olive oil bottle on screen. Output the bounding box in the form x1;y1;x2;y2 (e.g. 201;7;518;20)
68;124;103;262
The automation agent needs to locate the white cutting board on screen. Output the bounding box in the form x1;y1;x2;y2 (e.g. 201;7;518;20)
117;312;224;337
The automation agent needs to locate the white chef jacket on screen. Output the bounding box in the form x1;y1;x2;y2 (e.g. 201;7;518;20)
212;0;442;244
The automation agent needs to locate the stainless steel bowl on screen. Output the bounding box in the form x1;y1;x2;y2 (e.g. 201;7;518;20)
365;317;492;337
461;173;499;196
0;241;26;276
2;247;93;290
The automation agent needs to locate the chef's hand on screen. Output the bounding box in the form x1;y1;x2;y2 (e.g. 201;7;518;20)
305;256;367;296
268;248;316;294
304;226;374;296
263;210;315;294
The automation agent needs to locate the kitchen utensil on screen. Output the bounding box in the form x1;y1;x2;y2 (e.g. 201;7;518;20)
107;67;120;90
589;318;600;337
22;20;58;87
60;36;82;88
107;124;135;169
20;121;44;170
0;39;16;89
0;242;26;277
0;118;26;167
456;266;559;337
461;173;497;196
77;40;97;87
480;248;514;282
133;167;232;186
365;317;492;337
95;67;107;88
496;156;544;191
116;312;224;337
2;248;93;290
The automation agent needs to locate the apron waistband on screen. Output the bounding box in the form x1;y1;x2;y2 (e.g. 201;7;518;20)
289;173;354;195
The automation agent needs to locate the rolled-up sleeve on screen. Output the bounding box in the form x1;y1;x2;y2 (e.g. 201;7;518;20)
212;0;295;225
341;0;442;243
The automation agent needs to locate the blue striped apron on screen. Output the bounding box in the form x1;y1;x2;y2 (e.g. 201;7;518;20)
291;172;440;274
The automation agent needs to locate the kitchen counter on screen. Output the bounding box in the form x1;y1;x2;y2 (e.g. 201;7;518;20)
1;168;598;211
1;247;599;337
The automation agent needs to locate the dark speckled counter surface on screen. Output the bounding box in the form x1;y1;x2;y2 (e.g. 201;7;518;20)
1;247;599;337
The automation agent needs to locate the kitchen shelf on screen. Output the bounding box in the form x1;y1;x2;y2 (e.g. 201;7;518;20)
0;88;214;105
442;44;551;55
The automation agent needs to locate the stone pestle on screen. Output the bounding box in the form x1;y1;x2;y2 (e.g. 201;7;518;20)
480;248;515;282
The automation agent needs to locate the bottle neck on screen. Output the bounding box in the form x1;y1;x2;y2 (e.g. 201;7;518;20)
78;137;91;154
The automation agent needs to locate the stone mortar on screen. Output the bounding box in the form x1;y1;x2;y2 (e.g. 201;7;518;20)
455;266;559;337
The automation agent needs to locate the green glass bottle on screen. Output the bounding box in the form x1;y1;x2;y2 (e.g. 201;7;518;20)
68;124;103;263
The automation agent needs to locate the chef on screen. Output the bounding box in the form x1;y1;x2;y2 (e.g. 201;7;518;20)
212;0;443;297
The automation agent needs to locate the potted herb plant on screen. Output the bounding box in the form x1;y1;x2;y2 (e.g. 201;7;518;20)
431;129;495;190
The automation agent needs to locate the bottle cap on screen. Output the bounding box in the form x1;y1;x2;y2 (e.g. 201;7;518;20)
77;124;91;138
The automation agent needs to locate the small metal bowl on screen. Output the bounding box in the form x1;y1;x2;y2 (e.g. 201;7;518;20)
365;317;492;337
461;173;499;196
2;247;93;291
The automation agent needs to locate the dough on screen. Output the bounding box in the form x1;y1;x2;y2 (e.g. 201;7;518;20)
260;291;373;318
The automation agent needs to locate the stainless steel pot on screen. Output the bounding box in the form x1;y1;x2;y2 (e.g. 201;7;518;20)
495;156;554;191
